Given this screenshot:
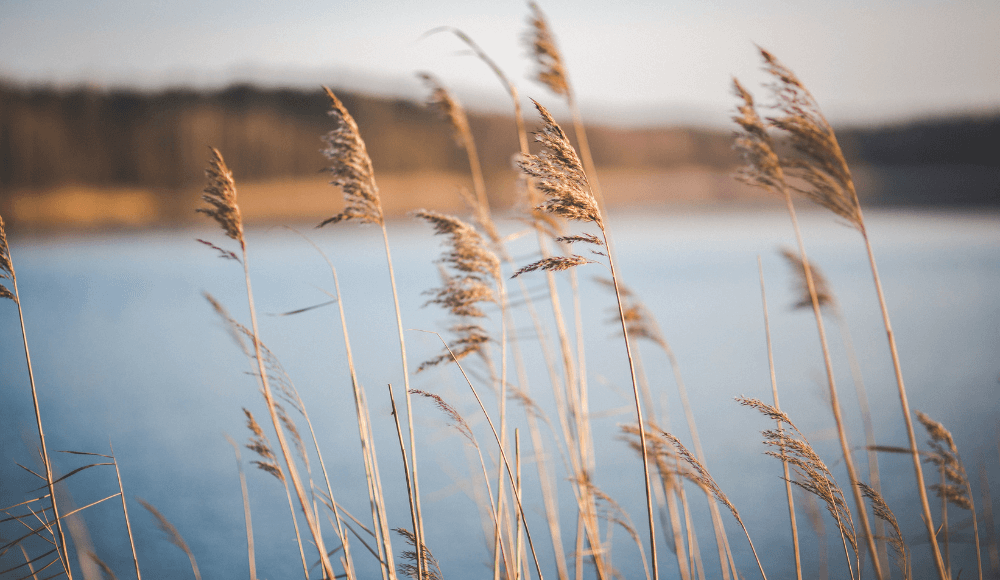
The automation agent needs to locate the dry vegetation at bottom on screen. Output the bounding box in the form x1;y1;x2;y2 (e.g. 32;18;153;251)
0;5;996;580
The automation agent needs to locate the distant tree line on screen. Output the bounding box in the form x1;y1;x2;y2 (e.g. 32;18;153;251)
1;81;996;204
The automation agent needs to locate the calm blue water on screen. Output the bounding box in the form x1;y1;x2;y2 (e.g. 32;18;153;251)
1;208;998;580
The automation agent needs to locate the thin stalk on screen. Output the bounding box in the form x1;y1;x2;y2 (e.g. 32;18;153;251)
386;384;424;580
515;430;524;580
857;223;946;580
9;255;71;580
600;227;658;580
110;443;142;580
327;245;396;580
275;462;309;580
666;334;733;580
240;245;335;580
757;257;802;580
379;223;426;580
782;189;872;580
940;465;950;575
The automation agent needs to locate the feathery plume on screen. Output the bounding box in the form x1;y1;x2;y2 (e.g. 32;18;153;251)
524;2;569;96
519;100;602;227
243;408;284;482
0;216;16;302
414;210;500;283
418;72;473;151
511;255;593;278
660;432;743;527
858;483;909;580
596;277;666;348
780;247;835;310
916;411;973;511
137;498;202;580
736;397;857;555
197;148;244;246
319;87;384;227
417;323;491;372
395;528;443;580
731;78;785;194
758;48;862;229
410;389;476;446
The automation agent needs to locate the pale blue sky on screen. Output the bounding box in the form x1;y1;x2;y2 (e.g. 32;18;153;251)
1;0;998;126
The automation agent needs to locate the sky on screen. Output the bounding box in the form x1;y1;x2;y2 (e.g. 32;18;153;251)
1;0;998;127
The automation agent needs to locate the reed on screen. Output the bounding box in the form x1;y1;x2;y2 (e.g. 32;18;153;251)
732;75;881;580
199;148;336;579
319;87;428;580
513;99;657;580
754;46;946;579
0;215;72;580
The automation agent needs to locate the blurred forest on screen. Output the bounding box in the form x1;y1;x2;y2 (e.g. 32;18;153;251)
1;82;997;229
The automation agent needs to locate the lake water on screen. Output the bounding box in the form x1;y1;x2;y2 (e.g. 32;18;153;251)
2;208;998;580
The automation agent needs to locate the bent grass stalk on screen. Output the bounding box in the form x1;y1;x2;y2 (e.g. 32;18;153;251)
0;216;72;580
198;148;335;579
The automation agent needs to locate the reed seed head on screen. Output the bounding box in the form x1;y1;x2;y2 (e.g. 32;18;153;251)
410;389;477;447
414;210;501;283
779;248;836;310
661;431;744;527
417;323;492;372
858;483;909;579
197;148;245;247
243;408;284;482
524;1;569;96
758;47;863;230
319;87;384;227
0;215;16;302
731;78;785;194
395;527;443;580
418;72;473;152
511;255;593;278
519;100;602;227
916;410;972;510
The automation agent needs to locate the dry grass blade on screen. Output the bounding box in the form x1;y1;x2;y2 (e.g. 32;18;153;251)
417;323;491;372
395;528;443;580
524;2;568;96
242;409;284;482
197;148;244;246
319;87;384;227
661;431;768;580
915;411;973;509
757;48;862;230
519;101;601;227
736;397;859;571
87;551;118;580
858;484;908;580
414;210;500;283
780;247;835;310
660;433;741;527
136;497;202;580
512;255;593;278
0;216;16;302
409;390;476;447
